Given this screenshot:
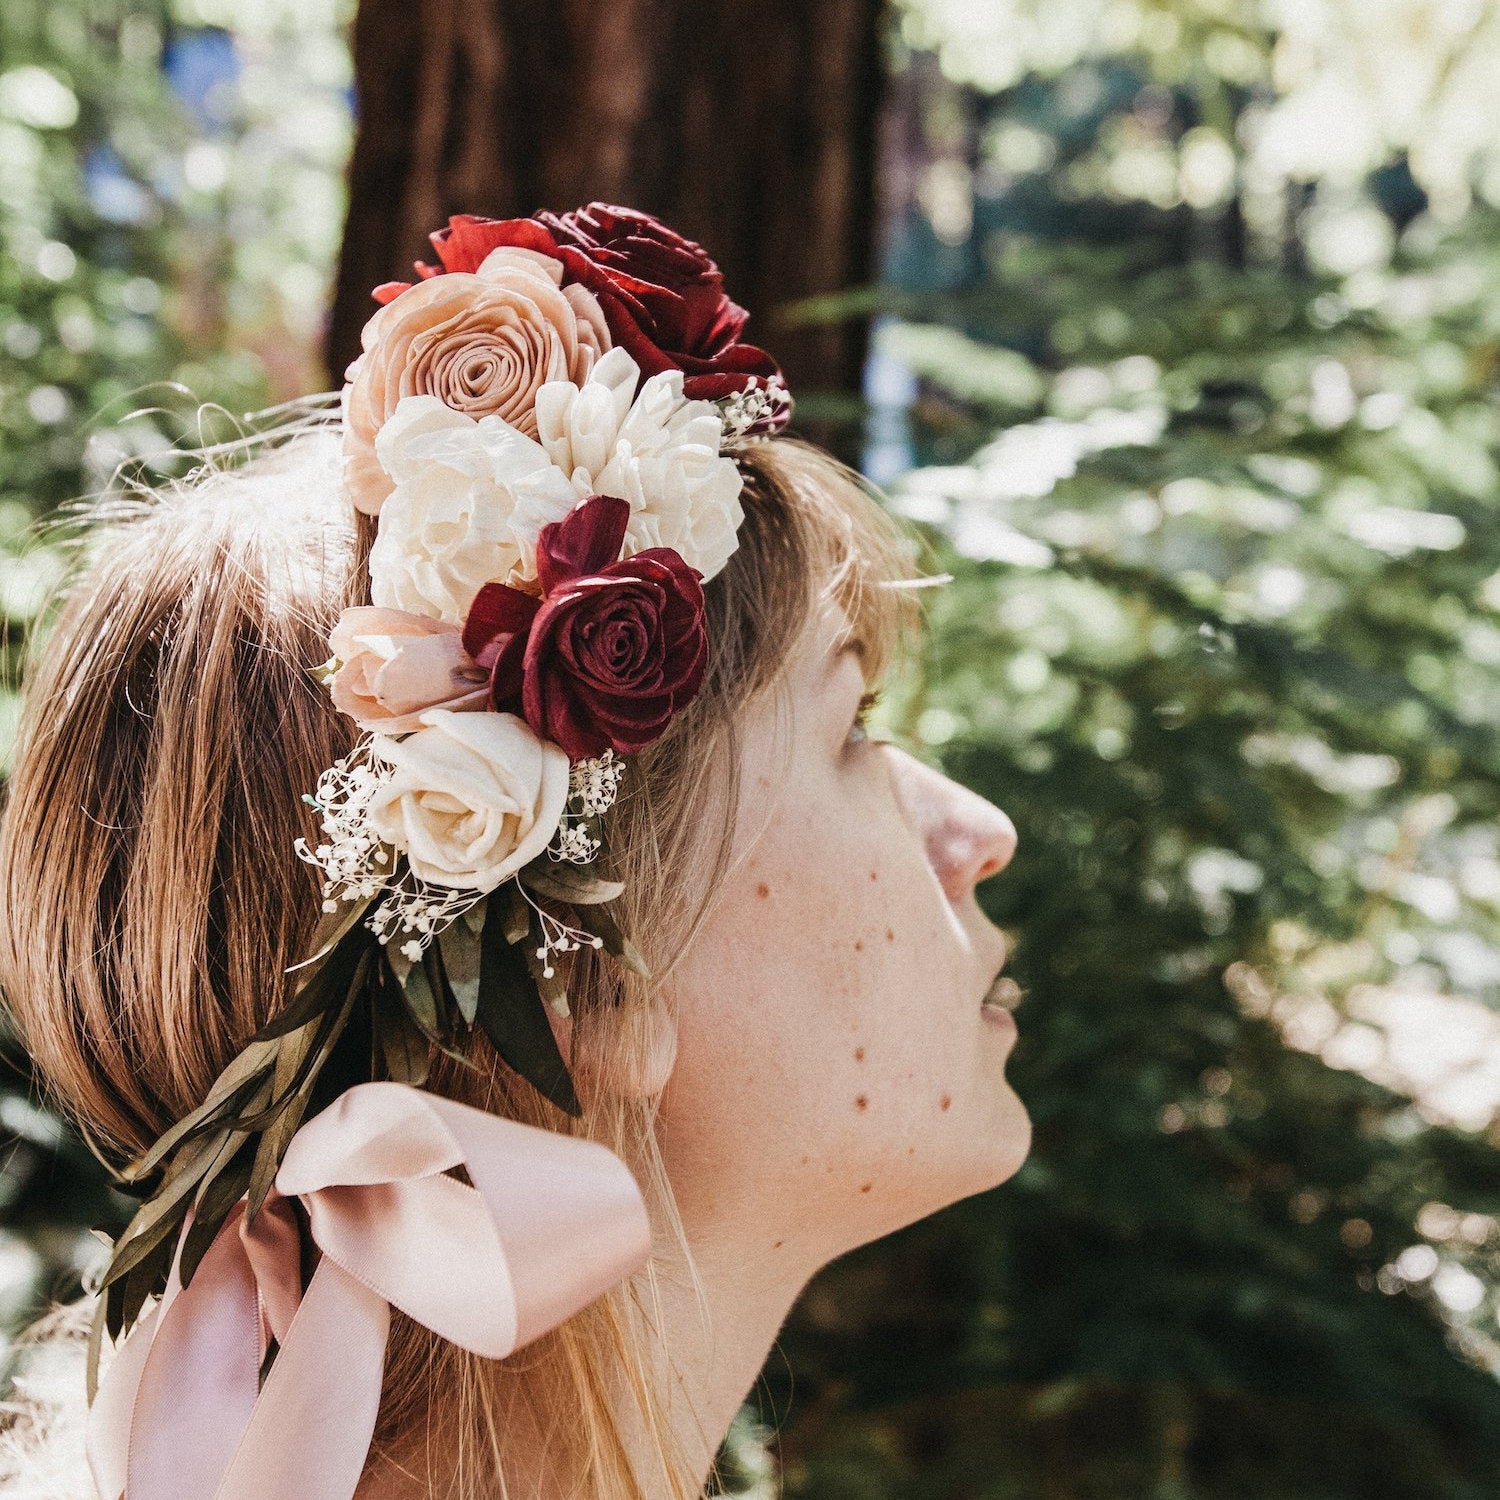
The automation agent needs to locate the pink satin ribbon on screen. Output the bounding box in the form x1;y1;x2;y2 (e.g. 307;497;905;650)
86;1081;651;1500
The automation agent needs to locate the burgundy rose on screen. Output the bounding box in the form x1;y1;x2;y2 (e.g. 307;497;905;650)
462;495;708;759
374;206;790;433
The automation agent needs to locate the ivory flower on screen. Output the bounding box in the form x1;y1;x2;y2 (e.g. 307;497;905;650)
342;245;611;516
534;347;746;581
366;709;569;890
328;607;488;734
366;396;579;623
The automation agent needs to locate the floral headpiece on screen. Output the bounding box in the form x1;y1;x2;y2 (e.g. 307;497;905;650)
88;205;790;1385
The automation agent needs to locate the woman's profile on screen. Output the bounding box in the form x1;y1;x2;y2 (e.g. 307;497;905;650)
0;204;1029;1499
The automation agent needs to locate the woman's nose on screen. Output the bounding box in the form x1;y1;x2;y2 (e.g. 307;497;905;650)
883;747;1018;901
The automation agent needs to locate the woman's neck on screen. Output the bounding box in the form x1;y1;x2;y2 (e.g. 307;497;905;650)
359;1220;816;1499
630;1226;815;1490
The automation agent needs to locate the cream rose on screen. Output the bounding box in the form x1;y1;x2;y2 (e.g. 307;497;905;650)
533;347;745;580
328;607;489;734
366;709;569;891
366;396;580;622
342;245;612;516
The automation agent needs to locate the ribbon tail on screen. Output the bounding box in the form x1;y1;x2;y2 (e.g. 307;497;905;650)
86;1297;164;1500
211;1254;390;1500
117;1212;264;1500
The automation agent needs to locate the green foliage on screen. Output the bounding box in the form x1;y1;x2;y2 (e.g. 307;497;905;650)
764;26;1500;1500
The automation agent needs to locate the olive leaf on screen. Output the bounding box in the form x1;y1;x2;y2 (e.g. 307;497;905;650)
253;901;376;1042
244;948;372;1220
520;864;625;906
522;940;572;1017
178;1139;255;1287
373;990;430;1086
474;894;580;1118
570;900;651;979
498;882;531;946
438;909;483;1025
118;1034;279;1185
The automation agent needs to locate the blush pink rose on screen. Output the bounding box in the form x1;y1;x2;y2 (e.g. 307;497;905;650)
343;245;611;516
328;607;489;734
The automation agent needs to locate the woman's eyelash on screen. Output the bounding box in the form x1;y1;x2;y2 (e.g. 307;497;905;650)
851;690;881;738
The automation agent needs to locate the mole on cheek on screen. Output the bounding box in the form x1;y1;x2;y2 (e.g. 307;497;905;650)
869;870;878;882
855;1094;869;1111
940;1094;952;1111
885;928;896;943
854;1047;865;1062
756;882;771;899
860;1182;873;1194
853;939;864;952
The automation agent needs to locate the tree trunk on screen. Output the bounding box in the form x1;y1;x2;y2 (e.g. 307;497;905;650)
328;0;887;431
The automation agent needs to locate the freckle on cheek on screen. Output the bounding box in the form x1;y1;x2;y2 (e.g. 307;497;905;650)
855;1095;869;1111
860;1183;873;1194
869;870;878;882
756;882;770;899
773;1240;784;1249
940;1095;952;1111
854;1047;865;1062
885;928;895;943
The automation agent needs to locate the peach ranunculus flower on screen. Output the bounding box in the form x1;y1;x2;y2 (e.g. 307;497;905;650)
366;709;570;891
341;245;612;517
328;607;490;734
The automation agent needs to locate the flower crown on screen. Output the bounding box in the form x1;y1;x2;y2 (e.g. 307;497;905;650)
88;204;790;1377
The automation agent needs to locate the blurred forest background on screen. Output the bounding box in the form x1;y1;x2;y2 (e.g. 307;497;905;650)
4;1;1500;1496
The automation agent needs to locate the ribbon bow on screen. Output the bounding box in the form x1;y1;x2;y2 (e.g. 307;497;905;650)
86;1081;651;1500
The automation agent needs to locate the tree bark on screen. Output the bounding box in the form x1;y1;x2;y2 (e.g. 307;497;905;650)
328;0;886;427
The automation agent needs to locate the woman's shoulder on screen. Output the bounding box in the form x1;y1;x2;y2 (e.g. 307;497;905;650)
0;1299;97;1500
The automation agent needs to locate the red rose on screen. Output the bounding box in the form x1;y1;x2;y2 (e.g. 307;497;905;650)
375;206;790;434
462;495;708;759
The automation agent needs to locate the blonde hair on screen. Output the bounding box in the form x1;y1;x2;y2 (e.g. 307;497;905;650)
0;424;918;1498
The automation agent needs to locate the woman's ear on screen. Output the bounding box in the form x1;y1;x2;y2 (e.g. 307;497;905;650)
568;997;679;1100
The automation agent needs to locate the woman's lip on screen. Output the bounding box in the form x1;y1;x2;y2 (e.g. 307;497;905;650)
981;997;1018;1033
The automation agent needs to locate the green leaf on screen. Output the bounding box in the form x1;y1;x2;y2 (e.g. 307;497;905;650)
287;893;377;979
571;901;651;979
244;949;371;1220
119;1040;276;1183
520;864;626;906
523;940;571;1017
499;882;531;946
374;996;430;1086
177;1144;253;1287
474;896;580;1118
253;905;376;1041
438;915;482;1025
102;1124;240;1291
86;1292;109;1402
402;952;440;1037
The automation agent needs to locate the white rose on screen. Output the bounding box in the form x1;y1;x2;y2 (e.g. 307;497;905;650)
367;396;579;622
534;347;746;581
366;709;570;891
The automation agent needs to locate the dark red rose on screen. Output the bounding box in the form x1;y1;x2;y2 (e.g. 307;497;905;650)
373;207;790;433
462;494;708;759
